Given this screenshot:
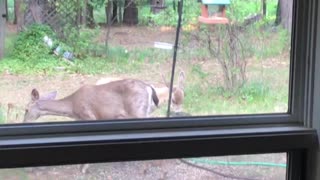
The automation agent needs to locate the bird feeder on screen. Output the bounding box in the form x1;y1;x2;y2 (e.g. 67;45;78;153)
151;0;167;14
198;0;230;24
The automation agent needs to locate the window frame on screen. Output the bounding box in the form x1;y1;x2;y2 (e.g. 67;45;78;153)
0;0;319;179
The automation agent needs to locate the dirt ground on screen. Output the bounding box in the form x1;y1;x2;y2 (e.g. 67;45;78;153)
0;24;288;180
0;154;286;180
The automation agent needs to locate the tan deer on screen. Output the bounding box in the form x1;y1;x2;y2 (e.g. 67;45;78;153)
94;70;186;113
157;70;186;113
23;79;159;174
23;79;159;122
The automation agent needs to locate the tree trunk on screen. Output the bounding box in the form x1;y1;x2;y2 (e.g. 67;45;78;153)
262;0;266;18
14;0;19;24
123;0;138;25
275;0;293;32
105;0;119;25
14;0;23;30
86;1;95;27
112;1;118;24
275;0;281;25
5;0;8;22
0;0;6;59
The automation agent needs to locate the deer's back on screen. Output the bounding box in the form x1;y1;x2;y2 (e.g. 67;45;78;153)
71;79;152;120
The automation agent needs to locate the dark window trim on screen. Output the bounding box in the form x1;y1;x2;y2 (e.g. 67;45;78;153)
0;0;315;136
0;114;293;136
0;125;317;169
0;1;319;180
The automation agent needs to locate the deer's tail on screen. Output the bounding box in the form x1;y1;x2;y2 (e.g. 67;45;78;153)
151;87;159;107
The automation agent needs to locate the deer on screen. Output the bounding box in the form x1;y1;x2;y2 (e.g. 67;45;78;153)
24;79;159;122
93;70;186;114
95;77;124;86
157;70;186;113
23;79;159;173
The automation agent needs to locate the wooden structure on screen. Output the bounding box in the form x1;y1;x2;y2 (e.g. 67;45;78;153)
198;0;230;24
22;0;77;36
150;0;166;14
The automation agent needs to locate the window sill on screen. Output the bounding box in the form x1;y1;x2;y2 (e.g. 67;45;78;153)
0;125;317;168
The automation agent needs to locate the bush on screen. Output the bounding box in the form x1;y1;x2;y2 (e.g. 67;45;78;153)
238;81;270;102
12;24;58;61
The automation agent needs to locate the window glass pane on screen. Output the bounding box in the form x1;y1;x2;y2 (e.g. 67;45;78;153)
0;153;287;179
0;0;293;124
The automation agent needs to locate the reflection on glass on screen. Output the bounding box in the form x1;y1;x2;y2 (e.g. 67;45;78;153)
0;153;286;180
0;0;292;123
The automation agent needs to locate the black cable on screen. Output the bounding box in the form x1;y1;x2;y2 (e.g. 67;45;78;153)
179;159;260;180
166;0;183;117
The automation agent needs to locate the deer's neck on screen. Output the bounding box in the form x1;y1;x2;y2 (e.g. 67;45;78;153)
37;98;75;119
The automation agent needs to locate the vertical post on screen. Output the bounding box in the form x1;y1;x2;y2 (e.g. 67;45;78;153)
0;0;6;59
5;0;8;21
262;0;267;17
201;5;209;18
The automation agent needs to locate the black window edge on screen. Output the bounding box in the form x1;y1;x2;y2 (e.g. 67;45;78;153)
0;114;293;136
0;0;315;137
291;0;317;122
0;125;317;169
0;1;319;180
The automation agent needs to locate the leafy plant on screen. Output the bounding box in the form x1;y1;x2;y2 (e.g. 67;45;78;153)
238;81;270;102
12;24;57;61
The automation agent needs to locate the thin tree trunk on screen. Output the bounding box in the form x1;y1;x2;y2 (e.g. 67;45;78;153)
275;0;293;32
112;1;118;24
5;0;8;22
262;0;266;18
0;0;6;59
106;0;112;25
82;0;87;25
123;0;138;25
105;0;113;47
87;1;95;27
274;0;281;25
14;0;20;24
14;0;23;30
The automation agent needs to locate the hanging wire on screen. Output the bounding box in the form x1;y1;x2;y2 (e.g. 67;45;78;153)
179;159;259;180
166;0;184;117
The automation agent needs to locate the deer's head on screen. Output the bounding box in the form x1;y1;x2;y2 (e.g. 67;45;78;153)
171;71;185;112
160;70;186;112
23;89;57;123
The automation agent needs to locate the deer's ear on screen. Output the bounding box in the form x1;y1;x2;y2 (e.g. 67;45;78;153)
31;89;40;101
40;91;57;100
178;71;185;89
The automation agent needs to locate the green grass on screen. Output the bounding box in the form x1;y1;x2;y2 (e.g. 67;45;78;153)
0;107;6;124
183;82;288;115
0;169;29;179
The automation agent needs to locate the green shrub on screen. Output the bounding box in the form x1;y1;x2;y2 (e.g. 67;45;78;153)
12;24;58;61
238;81;270;102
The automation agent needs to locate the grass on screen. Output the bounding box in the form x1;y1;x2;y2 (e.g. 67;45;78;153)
0;107;6;124
0;169;29;179
183;81;288;115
